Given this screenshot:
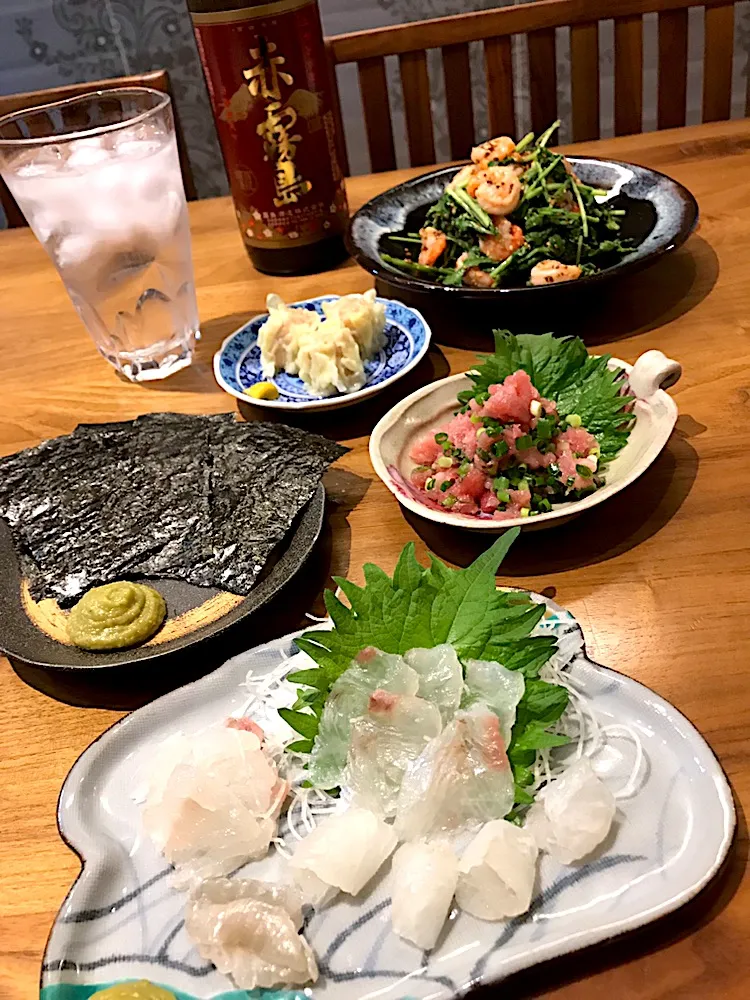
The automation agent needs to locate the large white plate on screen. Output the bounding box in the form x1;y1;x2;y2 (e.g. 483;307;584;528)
369;350;681;532
41;601;734;1000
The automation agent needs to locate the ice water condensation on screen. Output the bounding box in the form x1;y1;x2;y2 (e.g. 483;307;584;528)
3;119;199;381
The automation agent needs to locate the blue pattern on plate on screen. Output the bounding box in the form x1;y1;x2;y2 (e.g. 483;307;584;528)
216;296;427;404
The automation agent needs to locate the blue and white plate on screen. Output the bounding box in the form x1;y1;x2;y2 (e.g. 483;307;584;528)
41;598;734;1000
213;295;431;412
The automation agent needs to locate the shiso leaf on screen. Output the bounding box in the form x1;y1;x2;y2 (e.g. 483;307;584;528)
284;529;570;809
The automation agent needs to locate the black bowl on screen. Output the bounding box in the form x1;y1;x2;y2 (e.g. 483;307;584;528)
346;158;698;336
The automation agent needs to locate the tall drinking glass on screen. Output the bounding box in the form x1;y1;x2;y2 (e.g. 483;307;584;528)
0;88;199;381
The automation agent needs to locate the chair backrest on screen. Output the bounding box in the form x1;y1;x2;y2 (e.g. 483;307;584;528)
326;0;742;173
0;68;196;229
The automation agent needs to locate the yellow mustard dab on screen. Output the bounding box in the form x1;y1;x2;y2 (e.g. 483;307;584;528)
244;381;279;400
67;581;166;650
90;981;176;999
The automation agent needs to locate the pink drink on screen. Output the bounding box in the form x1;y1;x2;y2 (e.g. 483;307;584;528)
0;89;199;381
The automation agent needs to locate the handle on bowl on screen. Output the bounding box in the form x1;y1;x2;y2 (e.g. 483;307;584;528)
629;350;682;400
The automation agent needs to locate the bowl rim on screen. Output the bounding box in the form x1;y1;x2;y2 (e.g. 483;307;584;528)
369;359;679;531
212;294;433;412
346;156;699;298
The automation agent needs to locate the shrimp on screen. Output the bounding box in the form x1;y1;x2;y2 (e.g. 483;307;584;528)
471;136;516;167
479;217;525;262
529;259;582;285
470;166;523;216
447;163;477;190
463;267;496;288
418;226;447;266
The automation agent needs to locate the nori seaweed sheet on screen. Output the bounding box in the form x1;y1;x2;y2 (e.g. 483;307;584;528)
0;414;346;605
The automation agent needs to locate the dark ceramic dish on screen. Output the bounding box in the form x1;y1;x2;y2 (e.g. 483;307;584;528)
0;485;324;708
347;158;698;322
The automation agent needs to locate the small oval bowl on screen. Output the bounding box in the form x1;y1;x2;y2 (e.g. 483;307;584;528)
370;350;681;532
213;295;431;412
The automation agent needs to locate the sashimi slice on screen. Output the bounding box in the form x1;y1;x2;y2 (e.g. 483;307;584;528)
525;758;616;864
456;819;538;919
394;706;515;841
347;690;442;815
185;877;317;989
391;841;459;949
307;649;419;790
404;644;464;723
463;658;525;744
290;806;398;895
142;727;287;889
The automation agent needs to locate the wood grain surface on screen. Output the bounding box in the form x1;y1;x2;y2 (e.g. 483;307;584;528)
1;121;749;999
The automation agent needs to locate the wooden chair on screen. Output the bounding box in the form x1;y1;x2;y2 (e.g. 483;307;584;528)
0;69;196;229
325;0;743;173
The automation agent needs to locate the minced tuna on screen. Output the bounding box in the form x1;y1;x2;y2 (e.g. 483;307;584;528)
408;368;602;520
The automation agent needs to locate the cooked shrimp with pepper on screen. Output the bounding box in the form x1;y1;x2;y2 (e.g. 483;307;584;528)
381;120;631;288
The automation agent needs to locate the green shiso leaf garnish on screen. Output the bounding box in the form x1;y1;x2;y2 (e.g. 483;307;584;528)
282;528;569;808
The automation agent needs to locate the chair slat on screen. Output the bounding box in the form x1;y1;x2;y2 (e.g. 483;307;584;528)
570;21;600;140
326;45;351;177
614;15;643;135
442;42;475;158
657;8;688;128
703;3;734;122
528;28;558;133
357;57;397;172
399;49;436;166
484;35;516;137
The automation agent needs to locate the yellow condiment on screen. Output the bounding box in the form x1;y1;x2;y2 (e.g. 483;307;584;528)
244;381;279;400
67;582;166;651
90;982;176;999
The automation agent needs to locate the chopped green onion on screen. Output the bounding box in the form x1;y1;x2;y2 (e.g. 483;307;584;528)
496;489;510;503
529;399;543;418
535;417;555;440
493;476;509;492
520;507;531;518
425;477;436;491
476;447;491;462
493;440;509;457
441;495;457;508
516;434;533;451
576;464;593;479
470;414;483;425
566;413;582;428
436;456;453;469
434;432;448;443
440;479;454;492
516;479;529;492
458;461;471;476
537;498;552;513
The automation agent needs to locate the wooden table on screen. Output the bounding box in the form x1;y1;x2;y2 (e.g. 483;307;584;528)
1;120;749;999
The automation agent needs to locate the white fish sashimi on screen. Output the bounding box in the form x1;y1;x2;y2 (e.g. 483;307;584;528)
391;841;458;950
142;723;287;889
347;689;443;816
404;644;464;724
321;288;386;358
307;648;419;789
394;706;515;841
525;758;616;864
463;658;526;744
290;806;398;896
257;293;321;377
185;877;317;989
456;819;538;919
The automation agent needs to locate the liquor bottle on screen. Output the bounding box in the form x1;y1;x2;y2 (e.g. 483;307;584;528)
187;0;349;275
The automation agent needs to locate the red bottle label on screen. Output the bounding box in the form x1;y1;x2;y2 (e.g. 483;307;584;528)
192;0;348;250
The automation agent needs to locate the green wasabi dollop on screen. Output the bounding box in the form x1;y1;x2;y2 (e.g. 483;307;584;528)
67;582;166;650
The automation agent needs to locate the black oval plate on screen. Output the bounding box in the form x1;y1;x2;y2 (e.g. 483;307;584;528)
347;157;698;302
0;485;324;707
